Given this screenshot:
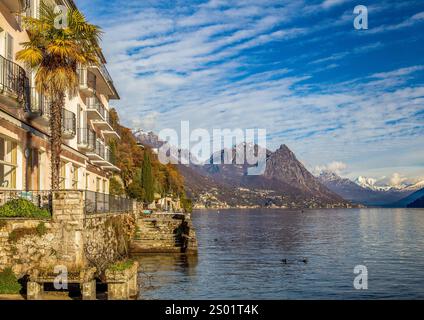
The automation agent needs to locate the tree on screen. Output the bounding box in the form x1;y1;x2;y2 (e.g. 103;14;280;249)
109;176;124;196
142;152;154;203
16;2;101;190
126;168;144;201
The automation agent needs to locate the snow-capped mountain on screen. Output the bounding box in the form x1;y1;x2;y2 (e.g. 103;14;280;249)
318;172;416;206
354;176;424;192
404;180;424;191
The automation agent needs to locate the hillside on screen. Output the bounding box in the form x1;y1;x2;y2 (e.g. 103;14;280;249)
108;111;189;210
180;144;352;209
318;171;413;206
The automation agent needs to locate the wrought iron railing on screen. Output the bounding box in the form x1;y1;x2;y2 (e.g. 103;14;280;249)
77;127;96;150
99;64;114;86
28;87;50;117
0;54;29;103
95;140;105;159
84;191;133;214
0;190;52;215
78;68;96;92
86;96;106;119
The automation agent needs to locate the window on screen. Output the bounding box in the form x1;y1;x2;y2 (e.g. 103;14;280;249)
72;165;79;190
60;161;66;189
96;177;101;192
85;173;89;190
103;179;107;194
0;136;17;189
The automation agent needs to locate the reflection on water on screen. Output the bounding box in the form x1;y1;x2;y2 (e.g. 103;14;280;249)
134;254;198;300
134;209;424;299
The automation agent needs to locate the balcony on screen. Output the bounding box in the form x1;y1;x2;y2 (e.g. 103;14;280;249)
88;63;119;99
86;140;120;172
86;96;106;120
85;96;115;131
77;127;96;152
2;0;23;12
86;140;105;161
62;109;76;139
102;128;120;140
0;54;28;108
27;88;50;126
101;147;120;172
92;110;114;131
78;68;96;95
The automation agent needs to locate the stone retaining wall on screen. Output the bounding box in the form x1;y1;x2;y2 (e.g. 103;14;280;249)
0;191;137;277
0;219;59;275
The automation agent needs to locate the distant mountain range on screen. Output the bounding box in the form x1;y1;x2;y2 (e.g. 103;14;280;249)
133;129;351;208
390;188;424;208
407;195;424;208
354;176;424;192
133;129;423;209
318;171;423;206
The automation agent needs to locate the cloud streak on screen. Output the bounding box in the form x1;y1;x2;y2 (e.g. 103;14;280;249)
75;0;424;180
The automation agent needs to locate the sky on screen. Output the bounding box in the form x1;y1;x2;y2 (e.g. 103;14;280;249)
75;0;424;185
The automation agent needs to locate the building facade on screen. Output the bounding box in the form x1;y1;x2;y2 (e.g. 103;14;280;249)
0;0;120;194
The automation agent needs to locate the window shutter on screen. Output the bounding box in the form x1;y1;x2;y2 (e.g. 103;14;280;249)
0;28;5;57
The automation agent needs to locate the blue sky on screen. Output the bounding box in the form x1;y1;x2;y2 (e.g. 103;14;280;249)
75;0;424;185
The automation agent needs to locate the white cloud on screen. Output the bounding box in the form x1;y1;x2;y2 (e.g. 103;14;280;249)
389;173;408;187
315;161;348;175
321;0;350;9
76;0;424;182
368;11;424;33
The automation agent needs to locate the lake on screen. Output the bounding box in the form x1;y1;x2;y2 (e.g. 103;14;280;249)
135;208;424;299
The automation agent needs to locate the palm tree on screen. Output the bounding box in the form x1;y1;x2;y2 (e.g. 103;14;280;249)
16;1;101;190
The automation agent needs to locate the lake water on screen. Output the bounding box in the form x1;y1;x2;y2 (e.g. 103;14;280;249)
135;208;424;299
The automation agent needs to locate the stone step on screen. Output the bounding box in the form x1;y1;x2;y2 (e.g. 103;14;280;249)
131;240;183;247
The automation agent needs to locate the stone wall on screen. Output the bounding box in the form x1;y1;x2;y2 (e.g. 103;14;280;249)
84;213;136;273
0;219;59;275
0;191;137;277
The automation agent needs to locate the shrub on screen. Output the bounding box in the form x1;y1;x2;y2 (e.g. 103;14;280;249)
0;268;21;294
8;222;48;243
36;222;47;236
8;228;38;243
110;176;125;196
109;260;134;272
0;199;50;219
0;220;7;229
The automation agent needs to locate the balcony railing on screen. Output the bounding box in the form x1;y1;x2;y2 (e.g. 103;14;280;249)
86;96;106;118
84;191;133;214
28;87;50;117
0;54;28;103
95;140;106;159
99;64;114;85
105;147;116;165
62;109;76;138
0;190;53;215
77;127;96;150
78;68;96;93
